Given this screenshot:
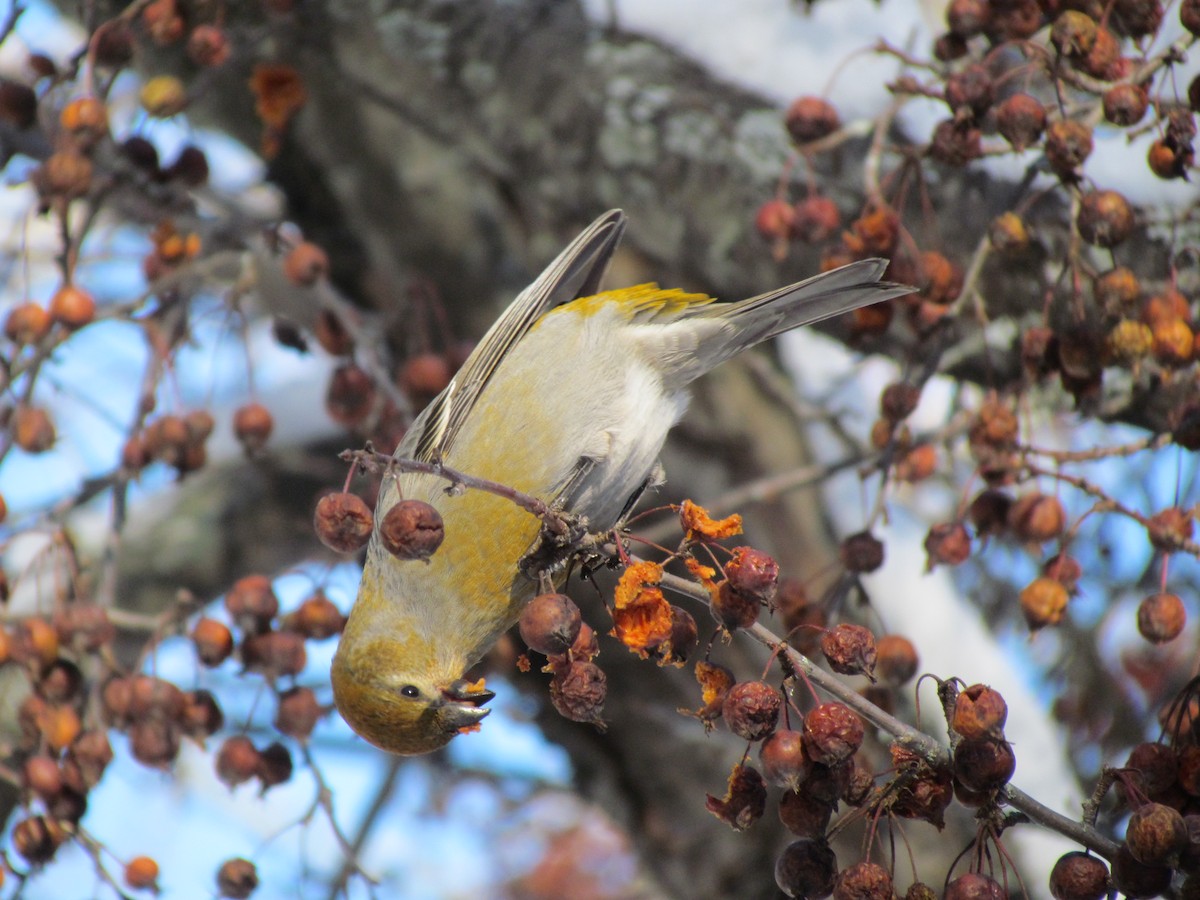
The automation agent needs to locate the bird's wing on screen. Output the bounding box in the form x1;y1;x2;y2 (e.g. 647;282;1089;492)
406;210;627;463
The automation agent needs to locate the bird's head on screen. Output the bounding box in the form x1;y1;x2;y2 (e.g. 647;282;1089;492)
331;640;494;756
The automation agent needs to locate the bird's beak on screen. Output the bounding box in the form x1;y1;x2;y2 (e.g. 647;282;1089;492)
438;678;495;730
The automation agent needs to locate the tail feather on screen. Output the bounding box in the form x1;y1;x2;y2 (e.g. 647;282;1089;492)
697;258;912;367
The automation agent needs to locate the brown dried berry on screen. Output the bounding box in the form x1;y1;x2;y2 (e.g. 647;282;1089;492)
876;634;919;684
1127;802;1188;866
820;624;877;679
775;838;838;899
125;856;160;891
803;702;863;765
945;873;1005;900
945;64;994;117
379;499;445;560
519;592;582;656
5;303;51;345
1051;10;1098;56
1045;120;1094;178
257;741;294;789
1050;851;1109;900
48;285;96;330
1148;138;1192;180
233;403;273;454
953;684;1008;740
834;861;893;900
1137;592;1186;644
724;547;779;604
187;25;231;67
785;96;839;144
12;814;67;864
216;735;261;788
778;786;833;837
1008;492;1065;542
995;93;1046;151
722;681;781;741
313;492;374;554
839;531;884;573
0;80;37;128
225;575;279;631
755;199;796;242
928;118;982;166
69;729;113;787
1078;188;1136;248
192;617;234;667
880;382;920;421
23;755;62;799
1111;844;1172;898
1151;318;1193;365
1148;507;1194;551
549;660;606;724
1103;84;1150;127
705;763;767;831
241;630;307;678
325;364;377;428
760;729;810;791
275;686;321;739
658;606;698;664
181;689;224;741
37;658;83;703
283;241;328;286
924;522;971;569
166;145;209;186
398;352;453;405
216;858;259;899
713;580;761;631
129;718;181;768
288;591;345;639
793;195;841;244
946;0;990;36
1019;572;1067;626
954;738;1016;792
35;150;93;200
128;675;186;720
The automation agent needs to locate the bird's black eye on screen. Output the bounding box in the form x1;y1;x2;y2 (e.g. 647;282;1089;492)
400;685;421;699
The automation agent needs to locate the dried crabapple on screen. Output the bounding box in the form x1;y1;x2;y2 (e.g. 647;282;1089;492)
1137;592;1186;644
704;763;766;831
379;499;445;560
313;492;374;553
820;624;877;679
519;592;582;656
721;680;781;741
1050;851;1109;900
775;838;837;899
760;729;810;791
803;703;864;765
952;683;1007;740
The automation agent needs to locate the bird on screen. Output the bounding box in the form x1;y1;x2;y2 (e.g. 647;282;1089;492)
332;209;913;755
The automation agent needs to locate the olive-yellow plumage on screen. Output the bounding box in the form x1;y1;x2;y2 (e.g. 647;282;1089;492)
332;210;912;755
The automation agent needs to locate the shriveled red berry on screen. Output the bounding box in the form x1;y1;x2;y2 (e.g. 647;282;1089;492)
945;64;994;117
880;382;920;421
275;686;321;739
755;199;796;242
1103;84;1149;127
995;93;1045;151
712;580;760;631
1138;592;1186;644
1076;190;1135;247
1051;10;1098;56
820;624;877;679
834;861;893;900
785;96;839;144
313;492;374;553
283;241;328;286
1126;801;1187;866
876;634;918;684
1008;492;1066;542
216;857;259;899
549;660;606;725
839;531;884;573
181;689;224;741
13;406;55;453
22;755;62;799
233;403;273;454
1021;577;1069;630
216;735;261;788
775;838;838;899
1110;843;1172;898
241;629;307;678
760;729;810;791
803;702;863;765
945;873;1005;900
225;574;279;630
659;606;698;664
192;617;234;667
519;592;582;656
924;522;971;569
379;499;445;560
946;0;990;36
1045;120;1094;179
289;591;345;640
1050;851;1109;900
705;763;767;831
953;684;1007;740
398;352;452;405
724;547;779;604
954;738;1016;792
722;681;781;741
793;195;841;243
256;741;294;790
187;24;231;67
12;814;67;864
778;786;834;837
129;719;181;768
